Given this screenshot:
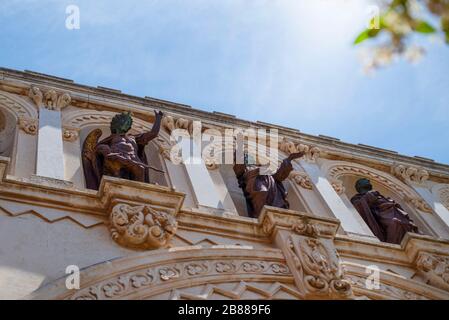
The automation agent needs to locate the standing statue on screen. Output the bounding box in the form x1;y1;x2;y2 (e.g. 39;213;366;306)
233;152;304;218
82;110;164;190
350;178;419;244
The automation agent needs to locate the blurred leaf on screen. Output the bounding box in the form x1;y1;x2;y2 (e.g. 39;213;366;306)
414;21;436;33
354;29;381;44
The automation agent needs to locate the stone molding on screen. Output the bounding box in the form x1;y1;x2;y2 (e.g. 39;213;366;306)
26;247;292;300
0;91;38;119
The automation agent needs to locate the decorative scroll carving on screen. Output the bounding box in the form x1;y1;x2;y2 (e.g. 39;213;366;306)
392;164;429;184
69;259;291;300
110;203;178;250
62;127;79;142
415;252;449;292
279;138;321;162
289;171;313;190
18;117;38;135
29;86;71;111
287;235;353;299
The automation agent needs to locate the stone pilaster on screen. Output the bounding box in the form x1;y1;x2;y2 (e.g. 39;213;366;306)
259;206;354;299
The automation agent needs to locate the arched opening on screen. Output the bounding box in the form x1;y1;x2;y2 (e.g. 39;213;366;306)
324;161;438;242
78;125;170;188
0;108;16;158
211;146;310;217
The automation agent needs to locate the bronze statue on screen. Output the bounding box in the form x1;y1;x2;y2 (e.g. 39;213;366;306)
82;110;164;190
350;178;419;244
233;152;304;218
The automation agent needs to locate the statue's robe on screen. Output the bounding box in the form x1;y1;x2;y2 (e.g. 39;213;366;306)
233;158;294;218
350;191;419;244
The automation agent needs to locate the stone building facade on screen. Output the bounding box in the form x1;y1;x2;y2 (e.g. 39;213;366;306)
0;67;449;300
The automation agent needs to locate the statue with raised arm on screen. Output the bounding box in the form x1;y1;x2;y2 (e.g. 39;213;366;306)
233;152;304;218
350;178;419;244
82;110;164;190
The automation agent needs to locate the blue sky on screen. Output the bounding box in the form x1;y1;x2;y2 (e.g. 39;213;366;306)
1;0;448;164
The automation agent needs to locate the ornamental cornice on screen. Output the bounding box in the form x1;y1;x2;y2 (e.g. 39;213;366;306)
2;73;449;183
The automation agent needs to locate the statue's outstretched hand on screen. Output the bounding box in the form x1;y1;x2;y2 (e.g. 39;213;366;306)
287;152;305;161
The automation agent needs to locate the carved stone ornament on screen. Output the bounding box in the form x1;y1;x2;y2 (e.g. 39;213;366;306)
18;117;38;135
29;86;71;111
289;171;313;190
162;115;193;134
415;252;449;292
287;235;353;298
331;179;345;195
62;127;79;142
28;86;43;106
110;203;178;250
288;236;353;299
279;138;321;162
392;164;429;184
